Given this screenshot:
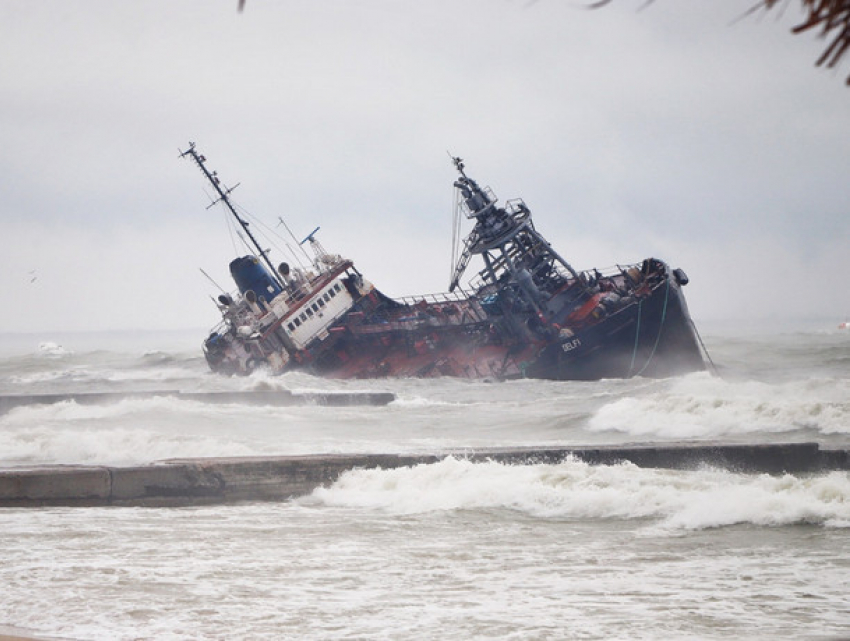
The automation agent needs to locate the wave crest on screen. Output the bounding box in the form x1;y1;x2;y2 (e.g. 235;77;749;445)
588;373;850;438
306;457;850;532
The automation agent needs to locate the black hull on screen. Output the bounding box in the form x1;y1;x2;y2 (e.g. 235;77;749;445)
525;273;704;381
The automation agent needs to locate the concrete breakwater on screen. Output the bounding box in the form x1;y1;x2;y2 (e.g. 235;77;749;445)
1;442;847;508
0;389;396;414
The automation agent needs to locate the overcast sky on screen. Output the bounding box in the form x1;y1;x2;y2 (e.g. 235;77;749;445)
1;0;847;334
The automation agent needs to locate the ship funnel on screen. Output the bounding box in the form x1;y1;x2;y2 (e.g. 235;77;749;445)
229;255;283;300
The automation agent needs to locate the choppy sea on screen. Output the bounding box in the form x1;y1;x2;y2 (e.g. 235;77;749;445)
0;320;848;640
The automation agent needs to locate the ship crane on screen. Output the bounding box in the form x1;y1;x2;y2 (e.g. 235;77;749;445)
448;157;583;307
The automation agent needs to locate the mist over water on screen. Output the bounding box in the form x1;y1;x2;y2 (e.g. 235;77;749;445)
1;322;847;466
0;322;848;639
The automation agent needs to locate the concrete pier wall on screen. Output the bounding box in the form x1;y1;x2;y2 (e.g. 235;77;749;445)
0;442;846;508
0;390;396;415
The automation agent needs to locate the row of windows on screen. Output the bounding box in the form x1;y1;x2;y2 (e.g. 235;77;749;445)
286;282;344;332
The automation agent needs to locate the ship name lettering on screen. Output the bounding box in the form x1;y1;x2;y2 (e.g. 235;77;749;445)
561;338;582;352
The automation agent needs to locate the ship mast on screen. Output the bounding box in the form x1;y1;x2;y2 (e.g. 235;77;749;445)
180;142;284;290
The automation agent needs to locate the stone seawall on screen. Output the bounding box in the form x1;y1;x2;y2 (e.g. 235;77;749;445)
1;442;846;508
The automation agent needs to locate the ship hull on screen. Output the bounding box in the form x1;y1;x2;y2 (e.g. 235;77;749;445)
293;265;704;381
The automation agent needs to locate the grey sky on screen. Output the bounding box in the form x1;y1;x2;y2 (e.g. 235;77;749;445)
1;1;847;333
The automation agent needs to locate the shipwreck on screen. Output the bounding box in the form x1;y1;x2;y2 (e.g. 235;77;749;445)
181;143;706;380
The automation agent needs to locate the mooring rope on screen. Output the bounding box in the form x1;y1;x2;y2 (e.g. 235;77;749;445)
690;318;719;375
632;277;670;377
627;300;643;376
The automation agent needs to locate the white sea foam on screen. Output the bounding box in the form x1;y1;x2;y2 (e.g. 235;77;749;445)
9;364;201;386
0;421;259;466
1;396;189;424
8;369;84;385
587;372;850;438
0;397;267;465
389;395;462;408
1;330;847;641
37;341;70;357
307;457;850;531
98;366;202;383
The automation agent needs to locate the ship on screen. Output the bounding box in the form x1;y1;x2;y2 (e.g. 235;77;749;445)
180;143;706;380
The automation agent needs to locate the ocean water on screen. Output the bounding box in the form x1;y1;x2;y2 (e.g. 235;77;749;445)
0;321;848;640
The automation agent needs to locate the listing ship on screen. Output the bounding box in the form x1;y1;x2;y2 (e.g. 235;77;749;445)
181;143;706;380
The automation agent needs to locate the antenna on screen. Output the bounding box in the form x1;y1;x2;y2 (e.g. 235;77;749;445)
277;216;313;264
180;143;285;290
300;226;328;263
199;267;227;294
448;151;466;177
205;182;241;210
300;226;320;245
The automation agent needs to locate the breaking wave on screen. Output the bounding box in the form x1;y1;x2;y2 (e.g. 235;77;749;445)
0;397;267;466
38;341;71;357
306;457;850;531
0;423;259;467
587;372;850;439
